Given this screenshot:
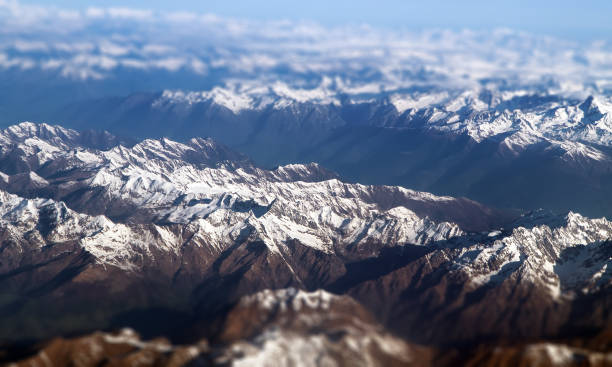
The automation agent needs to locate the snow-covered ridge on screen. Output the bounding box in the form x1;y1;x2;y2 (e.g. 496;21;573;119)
424;93;612;149
0;122;608;302
453;212;612;299
154;79;343;113
153;85;612;160
0;189;165;271
0;122;474;268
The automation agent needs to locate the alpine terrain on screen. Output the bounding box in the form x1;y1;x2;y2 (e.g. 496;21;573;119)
0;123;609;366
0;1;611;365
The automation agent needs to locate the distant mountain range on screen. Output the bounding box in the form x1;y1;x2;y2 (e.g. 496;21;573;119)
0;123;609;366
24;87;611;218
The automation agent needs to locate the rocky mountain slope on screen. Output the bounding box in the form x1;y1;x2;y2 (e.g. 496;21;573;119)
0;123;609;366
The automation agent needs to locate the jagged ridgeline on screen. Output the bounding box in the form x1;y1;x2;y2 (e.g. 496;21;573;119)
0;123;609;366
47;89;612;218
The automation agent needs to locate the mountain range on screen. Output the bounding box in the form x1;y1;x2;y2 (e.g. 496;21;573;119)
0;122;609;366
33;87;612;218
0;3;610;365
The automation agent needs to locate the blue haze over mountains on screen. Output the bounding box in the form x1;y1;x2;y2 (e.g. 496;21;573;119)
2;0;612;217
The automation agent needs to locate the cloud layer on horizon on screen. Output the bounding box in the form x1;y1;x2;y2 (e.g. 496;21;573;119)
0;0;611;98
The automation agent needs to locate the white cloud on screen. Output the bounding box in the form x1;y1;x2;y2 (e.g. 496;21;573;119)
0;52;35;69
57;9;80;21
107;7;153;20
165;11;198;23
153;57;186;72
41;59;62;70
60;65;103;80
54;42;95;53
120;58;147;69
71;54;118;70
13;40;47;52
141;44;174;55
85;7;105;18
190;58;207;74
99;41;131;56
0;0;609;98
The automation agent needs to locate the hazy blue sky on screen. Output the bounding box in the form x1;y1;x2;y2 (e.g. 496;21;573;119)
19;0;612;40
